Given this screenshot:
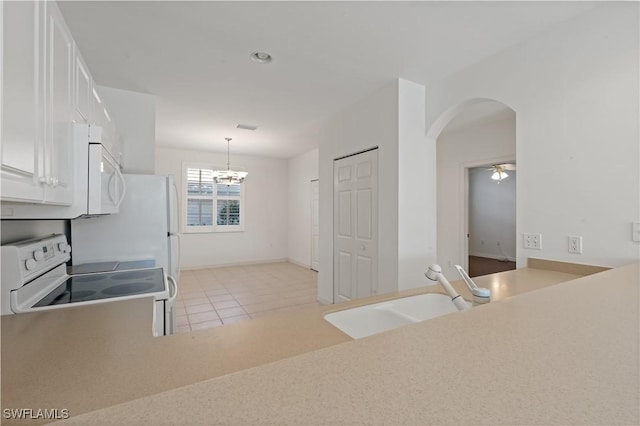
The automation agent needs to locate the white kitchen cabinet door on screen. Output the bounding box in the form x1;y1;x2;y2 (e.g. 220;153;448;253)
0;0;46;203
101;107;115;157
43;1;74;205
91;88;116;157
111;127;124;166
74;49;92;123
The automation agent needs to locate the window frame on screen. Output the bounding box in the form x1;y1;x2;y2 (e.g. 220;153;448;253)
182;162;245;234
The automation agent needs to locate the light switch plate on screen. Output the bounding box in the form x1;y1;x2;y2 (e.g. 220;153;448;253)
633;222;640;242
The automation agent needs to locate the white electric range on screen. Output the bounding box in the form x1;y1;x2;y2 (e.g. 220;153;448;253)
1;234;177;336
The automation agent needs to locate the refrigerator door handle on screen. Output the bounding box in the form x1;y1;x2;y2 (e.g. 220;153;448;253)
175;233;181;277
169;233;181;283
172;182;181;234
167;275;178;304
166;275;178;335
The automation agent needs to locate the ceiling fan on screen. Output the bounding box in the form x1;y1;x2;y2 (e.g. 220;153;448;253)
489;163;515;183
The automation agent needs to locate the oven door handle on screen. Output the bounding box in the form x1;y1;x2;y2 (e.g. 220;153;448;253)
167;275;178;304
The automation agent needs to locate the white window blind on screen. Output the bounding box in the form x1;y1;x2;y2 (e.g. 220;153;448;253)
184;164;244;233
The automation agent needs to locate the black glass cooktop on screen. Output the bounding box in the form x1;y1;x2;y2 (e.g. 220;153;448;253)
33;268;165;307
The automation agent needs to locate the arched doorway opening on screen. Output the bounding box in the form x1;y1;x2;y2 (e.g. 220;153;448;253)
429;99;517;278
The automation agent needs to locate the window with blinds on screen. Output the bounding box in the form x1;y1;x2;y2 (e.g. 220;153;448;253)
184;164;244;232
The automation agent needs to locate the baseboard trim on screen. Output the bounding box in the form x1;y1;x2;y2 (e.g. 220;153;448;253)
181;258;289;271
469;252;516;262
318;296;333;305
287;258;312;269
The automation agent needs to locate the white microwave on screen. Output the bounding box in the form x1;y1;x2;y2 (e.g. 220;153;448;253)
0;124;125;219
87;127;125;215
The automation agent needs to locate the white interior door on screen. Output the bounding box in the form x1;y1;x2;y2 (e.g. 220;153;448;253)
333;149;378;303
310;179;319;272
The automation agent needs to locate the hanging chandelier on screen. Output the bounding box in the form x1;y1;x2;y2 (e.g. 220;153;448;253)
212;138;248;185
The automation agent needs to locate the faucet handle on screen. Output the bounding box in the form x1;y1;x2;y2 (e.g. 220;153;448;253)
454;265;491;304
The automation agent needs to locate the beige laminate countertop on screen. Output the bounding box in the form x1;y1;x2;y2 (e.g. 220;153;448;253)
3;261;636;425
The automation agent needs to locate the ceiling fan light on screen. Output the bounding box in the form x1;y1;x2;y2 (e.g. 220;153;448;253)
491;171;508;181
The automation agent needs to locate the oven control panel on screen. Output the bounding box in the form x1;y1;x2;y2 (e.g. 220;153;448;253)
1;234;71;290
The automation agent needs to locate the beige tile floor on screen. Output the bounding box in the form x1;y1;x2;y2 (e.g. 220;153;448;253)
175;262;322;333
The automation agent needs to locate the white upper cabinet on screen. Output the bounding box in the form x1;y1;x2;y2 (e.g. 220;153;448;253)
91;87;123;164
91;88;112;152
1;0;46;203
1;0;77;205
1;0;124;207
111;124;124;165
44;1;74;204
74;50;92;123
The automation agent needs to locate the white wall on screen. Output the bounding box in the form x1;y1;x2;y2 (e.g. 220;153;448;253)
437;114;516;277
397;79;433;290
155;147;288;269
426;3;639;268
287;148;319;268
316;78;429;301
0;220;68;245
318;81;399;303
97;85;156;174
468;168;516;261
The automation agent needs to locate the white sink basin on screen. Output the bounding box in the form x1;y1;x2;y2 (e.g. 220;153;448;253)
324;293;469;339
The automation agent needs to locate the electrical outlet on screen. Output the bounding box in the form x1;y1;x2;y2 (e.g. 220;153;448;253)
568;236;583;254
523;233;542;249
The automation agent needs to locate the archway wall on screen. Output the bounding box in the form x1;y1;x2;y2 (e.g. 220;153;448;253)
425;3;639;268
436;109;515;278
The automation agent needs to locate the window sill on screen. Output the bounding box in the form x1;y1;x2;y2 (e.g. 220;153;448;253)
183;227;244;234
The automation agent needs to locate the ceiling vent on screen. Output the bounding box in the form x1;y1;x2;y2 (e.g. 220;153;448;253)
236;124;258;131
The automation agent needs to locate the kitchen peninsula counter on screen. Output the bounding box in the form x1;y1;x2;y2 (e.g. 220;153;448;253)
4;260;637;424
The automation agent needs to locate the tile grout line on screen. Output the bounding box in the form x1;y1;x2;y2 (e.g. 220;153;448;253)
176;263;320;333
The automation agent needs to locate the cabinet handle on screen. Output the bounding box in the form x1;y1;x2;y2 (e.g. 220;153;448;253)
52;177;59;187
39;176;54;186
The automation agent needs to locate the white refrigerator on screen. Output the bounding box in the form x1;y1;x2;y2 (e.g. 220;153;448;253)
71;174;181;334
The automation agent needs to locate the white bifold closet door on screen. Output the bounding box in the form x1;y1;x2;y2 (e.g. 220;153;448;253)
333;148;378;303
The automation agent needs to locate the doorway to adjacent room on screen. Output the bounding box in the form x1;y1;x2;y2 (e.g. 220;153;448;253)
466;164;516;277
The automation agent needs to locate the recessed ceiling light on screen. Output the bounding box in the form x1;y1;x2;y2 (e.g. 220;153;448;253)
250;51;273;64
236;123;258;131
